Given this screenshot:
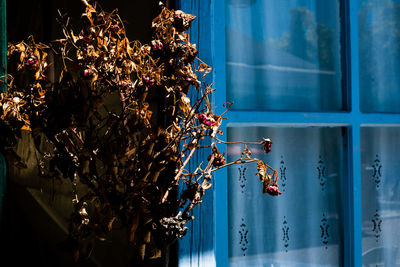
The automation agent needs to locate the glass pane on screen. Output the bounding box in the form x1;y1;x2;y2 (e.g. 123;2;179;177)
358;0;400;113
225;0;344;111
361;126;400;266
227;126;346;267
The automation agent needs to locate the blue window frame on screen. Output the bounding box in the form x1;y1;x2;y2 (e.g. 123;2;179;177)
174;0;400;266
209;0;400;266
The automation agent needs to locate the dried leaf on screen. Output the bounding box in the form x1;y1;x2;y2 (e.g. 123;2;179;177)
256;160;267;182
34;49;40;61
197;62;212;78
129;213;140;242
21;124;31;131
15;42;25;52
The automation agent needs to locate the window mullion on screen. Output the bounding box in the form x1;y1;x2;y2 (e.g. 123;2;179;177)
213;0;229;266
349;0;362;266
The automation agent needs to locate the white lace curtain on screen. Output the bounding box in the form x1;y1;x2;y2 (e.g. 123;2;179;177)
227;126;345;267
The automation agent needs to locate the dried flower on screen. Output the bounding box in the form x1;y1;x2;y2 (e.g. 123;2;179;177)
213;156;225;167
119;80;132;89
197;113;216;127
263;184;281;196
261;138;272;153
142;76;154;86
38;74;47;81
83;69;94;77
208;152;225;167
110;25;120;33
208;146;226;167
23;56;38;67
151;40;164;50
173;10;196;32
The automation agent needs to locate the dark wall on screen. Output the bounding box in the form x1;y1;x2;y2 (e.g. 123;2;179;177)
3;1;178;266
7;0;161;43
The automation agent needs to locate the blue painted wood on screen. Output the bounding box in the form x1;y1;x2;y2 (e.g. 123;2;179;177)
212;111;400;125
182;0;400;266
349;0;363;266
212;0;229;266
175;1;216;266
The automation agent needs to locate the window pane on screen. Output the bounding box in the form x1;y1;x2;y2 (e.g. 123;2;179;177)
358;0;400;113
225;0;344;111
227;126;346;266
361;126;400;266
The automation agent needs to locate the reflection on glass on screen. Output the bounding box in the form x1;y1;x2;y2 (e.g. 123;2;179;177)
358;0;400;113
225;0;343;111
361;126;400;266
227;126;346;267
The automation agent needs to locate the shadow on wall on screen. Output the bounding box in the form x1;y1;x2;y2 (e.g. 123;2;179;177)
2;1;176;266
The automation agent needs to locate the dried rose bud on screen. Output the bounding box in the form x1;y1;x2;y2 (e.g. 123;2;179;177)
83;69;94;77
119;80;132;89
208;152;226;167
142;76;154;86
186;77;192;82
110;25;120;33
261;138;272;153
264;184;281;196
151;40;164;50
173;10;196;32
213;157;225;167
197;113;206;121
175;10;182;19
173;11;183;29
206;119;215;127
197;113;216;126
23;56;38;67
